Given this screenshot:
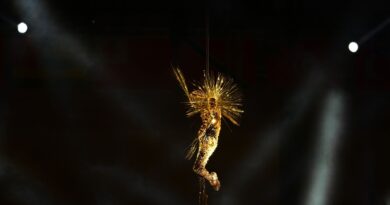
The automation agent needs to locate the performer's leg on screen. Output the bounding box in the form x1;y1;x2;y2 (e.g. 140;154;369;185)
193;138;220;191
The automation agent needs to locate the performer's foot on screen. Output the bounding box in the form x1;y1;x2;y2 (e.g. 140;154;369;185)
209;172;220;191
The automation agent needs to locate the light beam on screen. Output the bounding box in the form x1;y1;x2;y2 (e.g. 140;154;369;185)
304;91;344;205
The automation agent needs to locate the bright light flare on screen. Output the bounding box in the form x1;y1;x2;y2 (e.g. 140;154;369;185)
348;42;358;53
17;22;28;33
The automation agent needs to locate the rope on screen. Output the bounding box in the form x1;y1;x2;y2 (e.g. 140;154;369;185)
199;177;208;205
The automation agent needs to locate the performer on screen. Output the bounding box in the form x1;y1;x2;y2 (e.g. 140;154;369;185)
174;68;243;191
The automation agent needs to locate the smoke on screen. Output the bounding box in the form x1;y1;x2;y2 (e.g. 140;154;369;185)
218;68;325;205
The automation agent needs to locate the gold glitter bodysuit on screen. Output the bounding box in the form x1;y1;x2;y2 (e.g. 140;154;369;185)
174;68;243;191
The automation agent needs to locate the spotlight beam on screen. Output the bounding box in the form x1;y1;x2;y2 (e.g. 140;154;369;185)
218;69;325;205
13;0;158;137
347;18;390;53
304;91;344;205
359;17;390;45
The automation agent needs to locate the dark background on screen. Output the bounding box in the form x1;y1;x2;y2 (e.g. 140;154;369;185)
0;0;389;204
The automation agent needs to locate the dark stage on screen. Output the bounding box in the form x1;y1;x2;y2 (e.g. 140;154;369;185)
0;0;389;204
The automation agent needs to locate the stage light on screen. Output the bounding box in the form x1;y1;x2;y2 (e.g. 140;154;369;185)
348;42;358;53
17;22;28;33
